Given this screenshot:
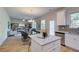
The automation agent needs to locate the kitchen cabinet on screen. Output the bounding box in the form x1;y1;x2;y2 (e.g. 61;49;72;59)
30;34;61;52
56;10;66;25
65;33;79;51
31;39;60;52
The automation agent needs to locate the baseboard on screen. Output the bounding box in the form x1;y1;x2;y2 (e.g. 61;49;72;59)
0;36;7;46
64;45;79;52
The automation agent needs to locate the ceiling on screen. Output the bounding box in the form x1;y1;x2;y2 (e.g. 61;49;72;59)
5;7;59;20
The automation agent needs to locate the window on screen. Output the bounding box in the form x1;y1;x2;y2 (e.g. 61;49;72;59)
32;20;36;29
41;20;45;30
70;12;79;28
19;23;25;27
28;20;36;28
28;20;33;22
49;20;55;35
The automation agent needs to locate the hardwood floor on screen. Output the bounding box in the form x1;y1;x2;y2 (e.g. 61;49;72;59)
0;36;75;52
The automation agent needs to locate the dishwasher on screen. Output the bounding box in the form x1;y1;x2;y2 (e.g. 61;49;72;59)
55;32;65;46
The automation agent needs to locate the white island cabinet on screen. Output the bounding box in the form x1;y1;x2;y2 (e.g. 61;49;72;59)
30;34;61;52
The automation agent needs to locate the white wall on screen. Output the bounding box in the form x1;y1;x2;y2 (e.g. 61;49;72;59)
36;11;56;32
0;8;10;45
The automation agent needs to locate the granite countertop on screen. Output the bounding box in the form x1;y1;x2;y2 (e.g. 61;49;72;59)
29;34;61;46
67;32;79;35
55;30;69;33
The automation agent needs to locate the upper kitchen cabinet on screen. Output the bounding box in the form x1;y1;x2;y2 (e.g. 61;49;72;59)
56;9;66;25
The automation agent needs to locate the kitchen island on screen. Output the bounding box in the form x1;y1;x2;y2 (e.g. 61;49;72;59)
30;34;61;52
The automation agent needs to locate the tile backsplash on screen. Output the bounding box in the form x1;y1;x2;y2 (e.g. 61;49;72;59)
58;25;69;31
